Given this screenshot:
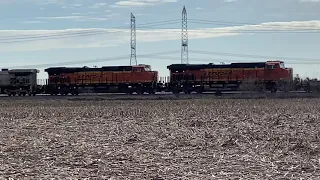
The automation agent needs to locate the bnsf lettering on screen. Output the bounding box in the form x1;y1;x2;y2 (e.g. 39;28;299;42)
203;71;232;76
77;74;103;80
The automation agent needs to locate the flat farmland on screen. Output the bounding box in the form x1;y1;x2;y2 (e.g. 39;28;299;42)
0;98;320;179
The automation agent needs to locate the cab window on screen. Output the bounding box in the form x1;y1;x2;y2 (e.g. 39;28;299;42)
267;64;276;69
133;68;142;72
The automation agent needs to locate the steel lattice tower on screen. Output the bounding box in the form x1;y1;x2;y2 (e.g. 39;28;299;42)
130;13;137;66
181;6;188;64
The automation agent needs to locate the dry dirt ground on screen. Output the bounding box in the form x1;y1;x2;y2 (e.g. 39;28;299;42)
0;98;320;179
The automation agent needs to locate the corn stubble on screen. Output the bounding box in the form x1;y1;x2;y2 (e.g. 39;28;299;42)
0;98;320;179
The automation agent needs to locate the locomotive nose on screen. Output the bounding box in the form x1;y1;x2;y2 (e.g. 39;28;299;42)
286;68;293;79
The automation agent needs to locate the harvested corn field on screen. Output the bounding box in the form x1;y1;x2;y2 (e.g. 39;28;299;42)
0;98;320;179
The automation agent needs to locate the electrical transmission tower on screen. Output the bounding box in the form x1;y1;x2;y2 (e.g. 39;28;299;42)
130;13;137;66
181;6;189;64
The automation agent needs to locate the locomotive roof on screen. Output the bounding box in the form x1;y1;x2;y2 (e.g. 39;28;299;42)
167;62;267;70
8;69;39;73
45;65;134;73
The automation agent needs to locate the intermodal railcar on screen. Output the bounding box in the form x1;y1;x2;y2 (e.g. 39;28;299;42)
44;64;160;95
0;68;40;96
167;61;293;94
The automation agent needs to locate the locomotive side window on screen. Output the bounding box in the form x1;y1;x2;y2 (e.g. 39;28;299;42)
267;64;276;69
133;68;142;72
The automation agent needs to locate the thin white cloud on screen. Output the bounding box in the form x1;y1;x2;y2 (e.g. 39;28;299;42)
35;14;117;22
300;0;320;2
0;20;319;52
71;4;83;7
90;3;108;8
22;21;46;24
113;0;178;7
31;0;66;5
36;16;84;20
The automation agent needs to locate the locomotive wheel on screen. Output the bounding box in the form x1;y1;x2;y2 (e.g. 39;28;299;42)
136;89;143;95
149;91;155;95
196;88;204;94
185;89;192;94
215;91;222;96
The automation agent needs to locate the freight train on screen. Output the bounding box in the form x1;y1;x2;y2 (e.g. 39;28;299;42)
0;60;293;96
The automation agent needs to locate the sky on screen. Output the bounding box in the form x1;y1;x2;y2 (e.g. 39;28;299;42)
0;0;320;80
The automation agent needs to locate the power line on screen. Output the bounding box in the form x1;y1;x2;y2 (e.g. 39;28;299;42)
6;49;320;70
0;19;181;40
136;26;320;34
0;31;117;43
0;18;319;43
189;50;320;61
189;18;320;29
138;55;320;65
5;50;181;68
0;20;181;43
137;19;180;26
0;20;319;44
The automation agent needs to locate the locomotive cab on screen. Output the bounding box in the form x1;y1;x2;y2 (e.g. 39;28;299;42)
265;61;293;81
133;64;152;72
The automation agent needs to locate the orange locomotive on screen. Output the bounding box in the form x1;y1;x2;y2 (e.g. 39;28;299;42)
167;61;293;93
44;64;159;95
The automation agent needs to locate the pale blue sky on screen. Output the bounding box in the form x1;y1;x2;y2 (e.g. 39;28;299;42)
0;0;320;80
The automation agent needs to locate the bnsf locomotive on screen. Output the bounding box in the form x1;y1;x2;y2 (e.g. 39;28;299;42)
0;60;294;96
44;64;161;95
167;60;293;93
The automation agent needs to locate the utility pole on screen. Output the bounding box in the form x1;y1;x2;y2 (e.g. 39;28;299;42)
130;13;137;66
181;6;189;64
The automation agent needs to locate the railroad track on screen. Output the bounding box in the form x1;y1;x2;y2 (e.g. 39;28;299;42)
0;91;318;100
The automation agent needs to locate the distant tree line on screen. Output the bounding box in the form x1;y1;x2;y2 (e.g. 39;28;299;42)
239;74;320;93
292;74;320;93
